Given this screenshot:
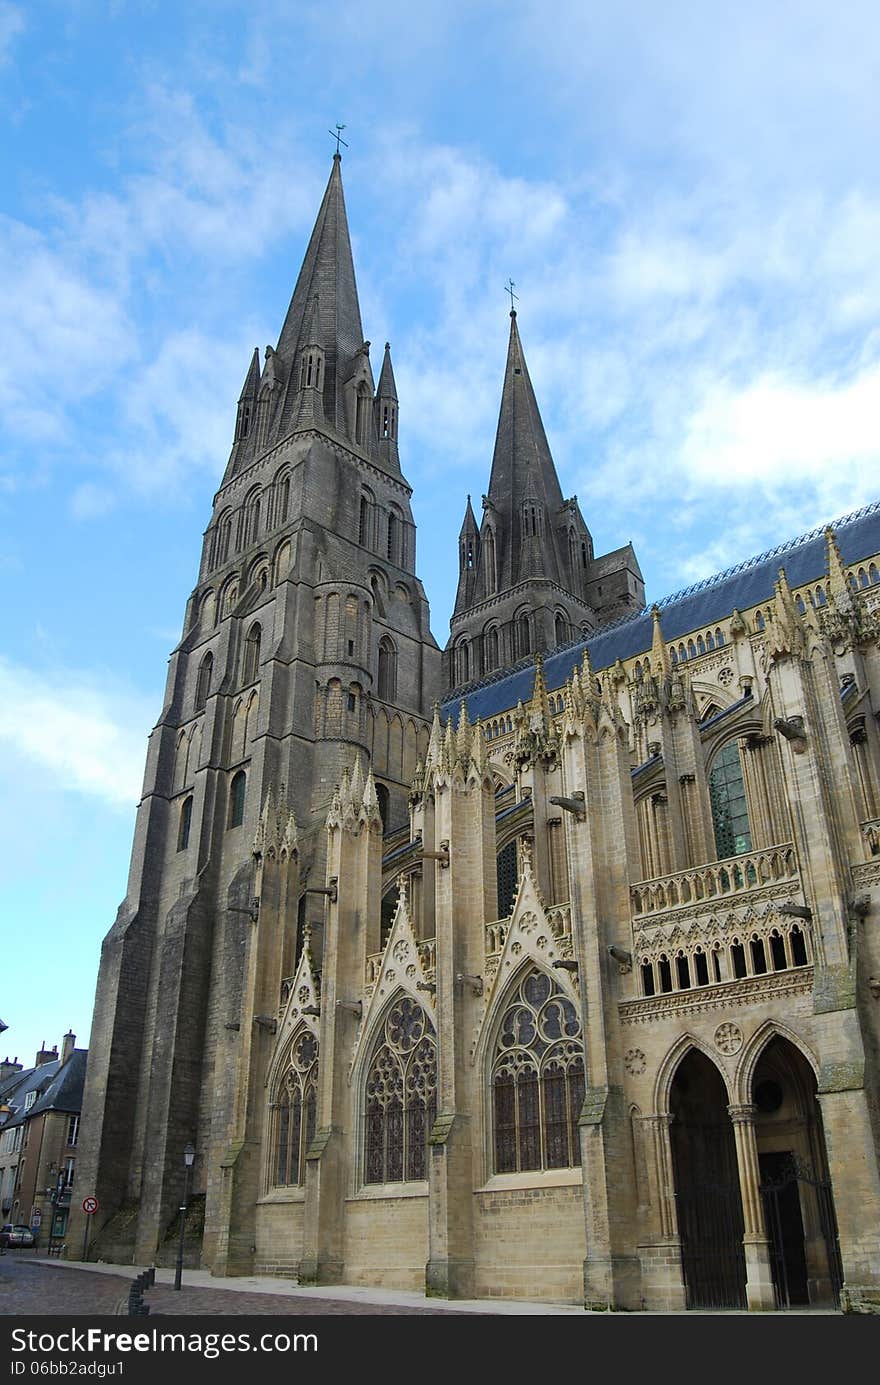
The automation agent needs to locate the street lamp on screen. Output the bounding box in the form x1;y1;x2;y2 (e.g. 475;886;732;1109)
173;1143;196;1291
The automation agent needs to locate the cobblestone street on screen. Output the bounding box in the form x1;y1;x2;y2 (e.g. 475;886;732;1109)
0;1253;477;1316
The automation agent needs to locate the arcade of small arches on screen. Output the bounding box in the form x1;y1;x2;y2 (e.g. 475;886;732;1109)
358;489;410;570
452;610;584;686
195;540;292;632
205;468;294;575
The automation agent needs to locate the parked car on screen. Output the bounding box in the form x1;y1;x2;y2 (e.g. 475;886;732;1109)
0;1223;35;1247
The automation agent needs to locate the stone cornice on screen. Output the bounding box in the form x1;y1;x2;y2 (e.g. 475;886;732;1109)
449;578;596;630
619;967;813;1024
851;858;880;887
213;426;413;508
631;879;801;936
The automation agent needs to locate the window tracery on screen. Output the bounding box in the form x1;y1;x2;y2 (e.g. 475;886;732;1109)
364;997;437;1184
491;969;585;1174
272;1029;319;1187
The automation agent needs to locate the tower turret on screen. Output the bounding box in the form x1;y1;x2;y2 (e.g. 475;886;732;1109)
375;341;399;471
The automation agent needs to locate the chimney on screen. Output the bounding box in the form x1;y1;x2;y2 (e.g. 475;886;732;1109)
61;1032;76;1065
0;1057;22;1084
35;1042;58;1067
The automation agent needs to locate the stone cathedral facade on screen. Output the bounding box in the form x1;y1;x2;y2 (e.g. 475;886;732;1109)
71;155;880;1313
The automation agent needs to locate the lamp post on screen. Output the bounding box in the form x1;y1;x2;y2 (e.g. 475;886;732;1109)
173;1143;195;1291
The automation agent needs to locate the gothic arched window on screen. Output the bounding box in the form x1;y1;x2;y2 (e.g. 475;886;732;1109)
355;385;371;446
517;612;531;658
177;796;193;852
364;997;437;1185
709;741;752;860
484;625;499;672
243;623;261;684
195;651;213;712
272;1030;318;1187
484;527;497;596
228;770;246;828
387;509;399;563
555;612;567;647
377;636;397;702
455;639;470;686
277;474;290;525
492;969;585;1174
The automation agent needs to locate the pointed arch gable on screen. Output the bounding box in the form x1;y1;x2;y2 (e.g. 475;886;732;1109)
351;885;435;1084
733;1019;819;1105
472;851;578;1075
266;945;321;1094
653;1033;733;1114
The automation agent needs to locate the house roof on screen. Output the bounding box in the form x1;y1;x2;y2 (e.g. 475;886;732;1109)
2;1051;87;1128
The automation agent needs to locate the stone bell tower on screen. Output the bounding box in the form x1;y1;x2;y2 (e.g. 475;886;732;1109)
71;153;441;1269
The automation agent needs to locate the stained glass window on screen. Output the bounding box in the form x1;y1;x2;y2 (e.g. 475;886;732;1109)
364;997;437;1184
272;1029;318;1187
709;741;752;859
492;968;585;1173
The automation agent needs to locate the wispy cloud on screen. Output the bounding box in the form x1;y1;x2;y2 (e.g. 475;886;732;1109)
0;3;23;66
0;657;151;806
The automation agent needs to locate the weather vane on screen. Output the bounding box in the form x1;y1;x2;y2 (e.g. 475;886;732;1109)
329;124;349;155
505;278;519;312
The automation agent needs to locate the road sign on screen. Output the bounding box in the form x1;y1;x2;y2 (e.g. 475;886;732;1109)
82;1196;98;1215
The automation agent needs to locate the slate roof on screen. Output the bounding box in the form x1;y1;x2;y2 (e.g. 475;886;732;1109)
442;500;880;726
2;1052;87;1129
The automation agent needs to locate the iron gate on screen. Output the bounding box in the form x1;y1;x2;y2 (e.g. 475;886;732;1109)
677;1175;748;1310
759;1152;843;1310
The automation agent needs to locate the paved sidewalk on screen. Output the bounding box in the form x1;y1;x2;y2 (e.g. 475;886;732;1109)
23;1255;584;1315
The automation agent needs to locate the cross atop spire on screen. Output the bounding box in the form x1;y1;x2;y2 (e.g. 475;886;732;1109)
329;124;348;156
505;278;519;315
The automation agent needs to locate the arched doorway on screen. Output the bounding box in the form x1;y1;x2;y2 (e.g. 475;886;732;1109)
670;1049;747;1309
753;1037;843;1308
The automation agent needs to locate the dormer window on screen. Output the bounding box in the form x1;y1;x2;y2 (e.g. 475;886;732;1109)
300;350;323;390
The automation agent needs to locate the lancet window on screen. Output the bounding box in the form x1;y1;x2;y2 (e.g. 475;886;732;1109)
272;1030;318;1187
195;651;213;711
491;969;585;1174
709;741;752;859
364;997;437;1185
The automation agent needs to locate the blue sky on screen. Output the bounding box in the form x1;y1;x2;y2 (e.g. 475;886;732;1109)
2;0;879;1071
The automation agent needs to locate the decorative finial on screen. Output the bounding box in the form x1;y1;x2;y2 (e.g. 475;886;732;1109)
505;278;519;315
329;124;349;157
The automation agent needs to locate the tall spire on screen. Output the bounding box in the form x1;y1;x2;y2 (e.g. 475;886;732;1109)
274;154;366;437
485;311;567;590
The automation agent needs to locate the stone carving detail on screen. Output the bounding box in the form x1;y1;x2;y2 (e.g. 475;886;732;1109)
620;967;813;1024
714;1022;743;1054
625;1048;646;1075
718;666;734;686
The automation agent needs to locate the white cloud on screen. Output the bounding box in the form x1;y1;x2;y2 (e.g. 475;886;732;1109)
679;366;880;500
0;218;134;438
112;328;255;496
0;657;151;806
70;482;116;520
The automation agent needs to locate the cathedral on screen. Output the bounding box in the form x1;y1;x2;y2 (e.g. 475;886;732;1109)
70;154;880;1312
